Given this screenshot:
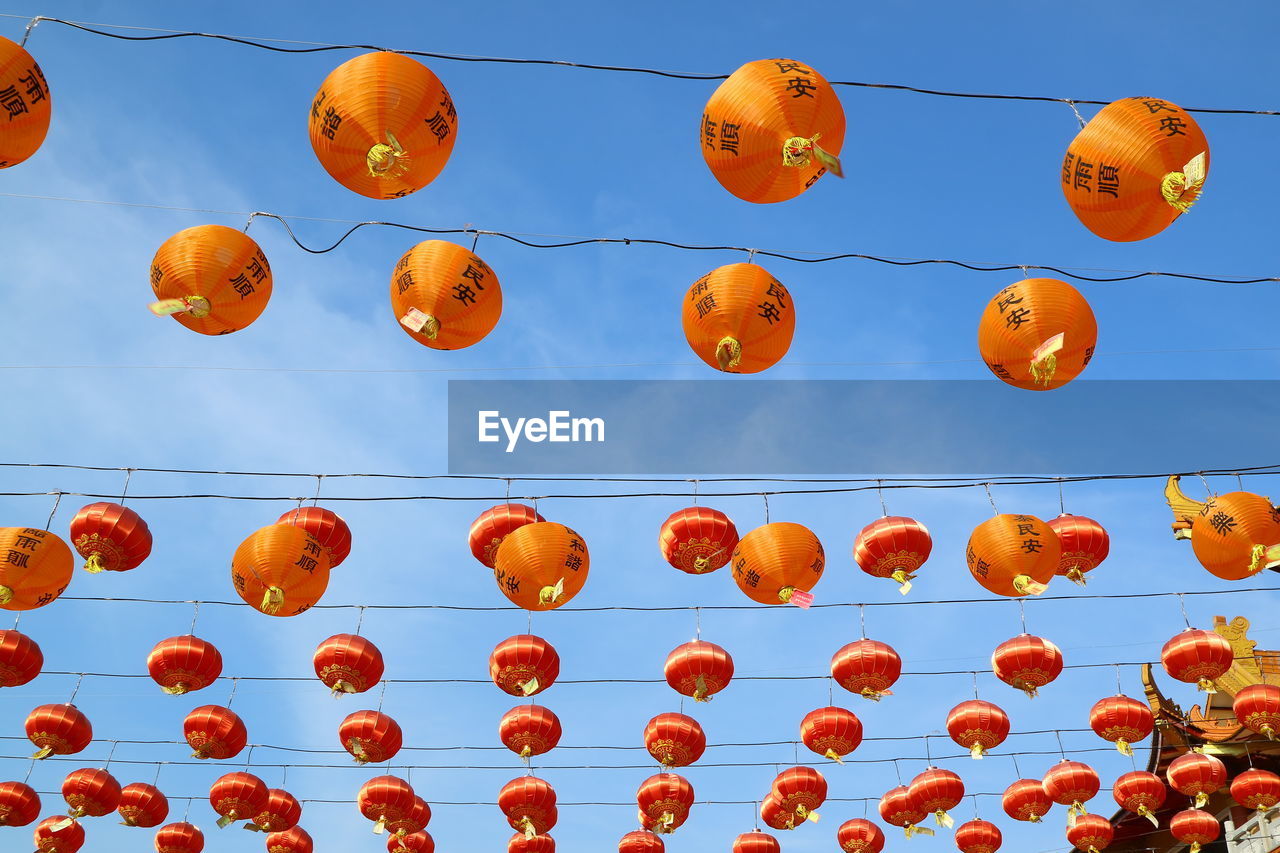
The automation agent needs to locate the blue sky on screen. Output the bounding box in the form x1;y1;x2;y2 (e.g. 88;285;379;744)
1;1;1279;851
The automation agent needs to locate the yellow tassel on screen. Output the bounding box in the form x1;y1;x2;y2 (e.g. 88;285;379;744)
1138;804;1159;827
1012;574;1047;596
1249;543;1266;573
778;586;796;603
890;569;914;595
1116;739;1133;757
0;585;13;604
520;816;538;838
149;296;210;317
366;131;410;178
538;579;564;605
1161;153;1206;213
860;686;887;701
519;677;539;697
1195;791;1208;809
1190;843;1202;853
161;683;189;696
243;821;264;832
693;556;711;573
1014;680;1040;699
261;586;284;614
1067;567;1087;586
905;823;936;838
190;746;209;759
348;738;369;765
83;554;104;574
1198;678;1218;694
520;745;532;760
693;673;710;703
331;680;357;697
32;745;53;760
970;743;985;760
217;811;237;829
1030;352;1057;386
934;810;954;829
715;336;742;371
1263;724;1275;740
1029;813;1042;823
373;815;388;834
824;748;845;764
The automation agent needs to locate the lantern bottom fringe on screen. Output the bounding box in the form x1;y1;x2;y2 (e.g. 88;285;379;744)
366;131;411;179
162;683;189;695
933;810;954;828
216;811;237;829
1066;567;1087;585
890;569;914;595
83;554;104;573
1198;678;1218;694
1011;574;1047;596
715;336;742;371
1138;805;1159;827
49;817;75;832
824;748;845;764
1116;739;1133;756
0;585;13;604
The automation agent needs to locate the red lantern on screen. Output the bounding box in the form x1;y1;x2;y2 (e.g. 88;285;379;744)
1231;768;1280;812
500;705;562;759
33;815;84;853
26;704;92;758
1170;809;1219;853
490;634;560;697
61;767;121;817
619;830;665;852
359;776;417;835
69;502;152;573
499;776;557;837
249;789;301;833
830;638;901;700
184;705;247;760
1002;778;1052;822
154;821;204;853
636;773;693;835
946;700;1010;758
991;634;1064;698
663;640;734;702
385;797;431;837
209;772;268;828
879;785;933;837
1112;771;1166;826
1167;750;1227;808
853;515;932;594
313;634;384;696
759;795;795;831
1089;695;1153;755
799;706;862;762
1067;814;1114;852
389;831;434;853
508;834;555;853
147;636;222;695
1046;514;1108;584
1161;629;1234;693
909;767;964;827
276;507;352;568
470;504;544;568
771;766;826;822
954;819;1002;853
643;713;706;767
837;818;885;853
732;832;780;853
1042;760;1100;815
118;783;168;828
1234;683;1280;739
658;507;739;574
338;710;402;764
266;826;313;853
0;780;40;826
0;629;42;686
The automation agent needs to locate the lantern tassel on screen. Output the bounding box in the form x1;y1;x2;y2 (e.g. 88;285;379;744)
519;677;540;697
66;808;85;819
83;554;104;574
1014;679;1040;699
970;742;985;760
162;683;189;696
373;814;388;835
31;745;52;760
1197;677;1218;694
217;811;237;829
244;821;264;832
520;745;532;760
1116;739;1134;757
1066;567;1088;586
692;555;711;573
860;687;890;701
1138;804;1159;827
1161;152;1206;213
1249;543;1266;573
331;680;358;697
1195;792;1209;809
148;296;199;317
1012;574;1048;596
1190;843;1202;853
1262;724;1275;741
824;748;845;764
260;586;285;614
0;585;13;604
715;336;742;371
778;586;795;603
1029;813;1043;823
49;817;75;832
890;569;914;595
693;673;711;703
348;738;369;765
366;130;410;178
538;578;565;606
934;809;955;829
1030;333;1064;387
905;823;936;838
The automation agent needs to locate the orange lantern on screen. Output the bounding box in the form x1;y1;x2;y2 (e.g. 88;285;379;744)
663;640;734;701
1062;97;1208;242
732;832;781;853
385;797;431;838
33;815;84;853
339;710;402;764
1002;778;1052;823
0;527;73;611
147;636;222;695
909;767;964;827
26;704;91;758
837;818;885;853
1046;514;1109;585
1067;814;1114;853
1089;695;1154;755
853;515;932;595
700;58;844;204
390;831;434;853
148;226;272;335
0;780;40;826
978;279;1097;390
313;634;383;696
878;785;932;837
658;507;739;575
470;505;545;568
1231;768;1280;813
955;819;1002;853
209;772;268;829
1234;683;1280;739
248;789;302;833
359;775;417;835
966;514;1060;596
830;638;901;700
490;634;559;697
619;829;665;852
1043;760;1100;816
1161;629;1234;693
682;264;795;374
500;705;562;759
499;776;557;837
493;523;589;611
0;37;51;168
69;502;152;573
309;51;456;199
184;705;247;760
0;628;42;686
1167;750;1227;808
1190;492;1280;580
276;507;351;568
799;706;862;763
991;634;1064;698
154;821;204;853
730;522;824;604
771;765;826;822
118;783;168;828
946;699;1010;759
391;241;501;350
61;767;121;817
644;713;705;767
759;794;795;831
266;826;313;853
509;834;555;853
1170;808;1219;853
1112;771;1166;826
230;525;331;617
636;773;693;835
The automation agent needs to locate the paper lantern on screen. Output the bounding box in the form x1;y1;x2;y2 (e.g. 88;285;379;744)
618;829;664;852
946;700;1010;759
1043;760;1100;815
390;241;501;350
26;704;91;758
247;789;302;833
209;772;268;829
966;514;1060;596
1167;750;1227;808
955;819;1002;853
700;58;844;203
313;634;383;696
184;705;247;760
276;507;351;568
500;705;562;759
732;831;781;853
1170;809;1219;853
0;780;39;826
991;634;1064;698
636;774;693;835
1190;492;1280;580
1231;768;1280;812
854;515;932;594
147;636;222;695
508;834;555;853
493;523;588;611
230;525;331;617
389;831;434;853
154;822;204;853
1112;771;1166;826
359;776;417;835
978;278;1097;390
1002;778;1052;823
148;226;272;335
771;766;826;822
1062;97;1208;242
909;767;964;827
830;638;901;700
731;521;825;604
499;776;557;837
663;639;733;701
1067;813;1114;852
0;628;42;686
682;263;795;373
644;712;705;767
33;815;84;853
1046;514;1109;584
69;502;152;573
0;527;73;610
118;783;168;828
266;826;313;853
470;505;545;569
339;710;402;764
837;818;885;853
1234;683;1280;739
659;507;739;574
1089;695;1154;755
800;706;862;762
61;767;121;817
490;634;560;697
1161;629;1234;693
0;37;51;168
385;797;431;838
879;785;932;837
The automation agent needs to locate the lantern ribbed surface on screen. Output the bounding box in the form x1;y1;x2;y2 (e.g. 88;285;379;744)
682;263;795;374
390;241;502;350
730;521;825;604
0;629;42;686
184;704;247;760
978;279;1097;390
339;710;403;764
69;502;152;573
658;507;739;574
230;525;331;617
489;634;560;697
150;225;272;335
493;522;589;611
830;638;901;699
471;505;545;569
643;712;706;767
314;634;384;695
147;635;223;695
663;640;734;701
966;514;1060;597
1047;514;1109;583
0;527;73;611
1190;492;1280;580
276;507;351;568
0;36;50;167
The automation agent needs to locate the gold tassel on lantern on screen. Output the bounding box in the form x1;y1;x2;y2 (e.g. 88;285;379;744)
331;680;357;697
1195;792;1209;809
83;554;105;573
373;813;388;834
260;586;285;615
1198;677;1218;694
1115;739;1133;756
891;569;915;595
905;823;936;838
693;673;711;703
1011;574;1048;596
934;810;954;829
519;677;540;696
824;748;845;764
217;810;238;829
161;682;190;696
1138;805;1159;827
970;743;985;760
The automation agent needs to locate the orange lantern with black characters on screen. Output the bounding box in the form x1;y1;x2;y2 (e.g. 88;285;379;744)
946;699;1009;759
1190;492;1280;580
1002;778;1052;823
118;783;168;828
1170;808;1219;853
644;713;705;767
391;241;502;350
1089;695;1153;755
955;819;1002;853
879;785;932;838
0;527;73;611
500;705;562;760
471;505;545;569
493;523;588;611
0;780;40;826
266;826;313;853
837;818;885;853
230;525;331;617
831;638;901;700
683;264;795;374
1231;769;1280;813
732;831;781;853
636;773;693;835
490;635;559;697
619;829;664;852
184;705;247;760
277;507;351;568
1167;750;1227;808
1046;514;1108;585
209;772;268;829
1042;760;1100;817
978;279;1097;390
730;521;824;604
154;821;204;853
69;502;152;573
966;514;1060;597
799;706;862;763
659;507;739;575
61;767;121;818
499;776;556;838
148;226;272;335
147;636;222;695
359;776;417;835
1112;771;1165;826
1234;683;1280;739
663;640;733;702
33;815;84;853
1067;813;1114;853
0;37;51;169
991;634;1064;698
248;789;302;833
26;704;91;758
339;710;402;764
314;634;383;696
909;767;964;827
0;628;42;686
1161;629;1234;693
854;515;932;595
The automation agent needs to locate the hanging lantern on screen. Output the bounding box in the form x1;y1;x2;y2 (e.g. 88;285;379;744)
836;818;885;853
664;639;734;701
1062;97;1208;242
0;527;73;611
389;831;434;853
731;522;825;604
390;241;501;350
0;36;51;168
276;507;351;568
1066;813;1114;852
266;826;313;853
1046;515;1109;585
618;829;665;852
147;636;223;695
1167;750;1227;809
508;834;555;853
26;704;92;758
209;772;268;829
0;780;40;826
1089;695;1154;755
0;628;42;687
878;785;933;837
470;505;545;569
148;226;272;335
309;51;456;199
1002;779;1053;823
248;789;301;833
700;58;844;204
499;776;557;838
954;819;1002;853
909;767;964;828
644;713;706;767
636;773;693;835
853;516;932;595
946;700;1010;759
118;783;168;828
69;502;152;573
493;523;589;611
759;794;795;831
490;634;560;697
184;705;247;760
359;776;417;835
1190;492;1280;580
1112;771;1166;826
61;767;121;818
991;634;1064;698
771;766;826;823
1234;683;1280;739
682;264;795;374
1043;760;1100;817
978;279;1097;390
313;634;384;696
1161;629;1234;693
830;638;901;700
658;507;739;575
732;831;781;853
1170;808;1219;853
154;822;204;853
385;797;431;838
231;525;331;617
33;815;84;853
338;710;403;764
966;514;1060;596
500;705;562;760
1230;768;1280;813
799;706;862;763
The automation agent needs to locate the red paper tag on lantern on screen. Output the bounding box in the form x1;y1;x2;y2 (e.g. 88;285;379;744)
790;590;815;609
399;307;430;332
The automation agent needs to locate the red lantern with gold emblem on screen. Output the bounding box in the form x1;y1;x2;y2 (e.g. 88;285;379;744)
1089;695;1153;755
619;830;664;852
266;826;313;853
118;783;168;828
385;797;431;838
837;818;885;853
209;772;268;829
0;780;40;826
184;705;247;760
879;785;932;838
499;776;556;837
831;638;901;700
955;819;1002;853
664;640;733;702
772;766;826;823
991;634;1064;698
1002;779;1052;822
26;704;91;759
1043;760;1100;816
910;767;964;827
147;636;222;695
637;773;693;835
1234;684;1280;740
730;522;825;604
966;514;1060;596
732;832;781;853
339;710;402;764
1167;750;1227;808
0;629;42;687
248;789;301;833
1112;771;1166;826
359;776;417;835
799;706;862;763
313;634;383;696
659;507;739;574
1046;515;1108;585
33;815;84;853
759;795;795;831
1170;809;1219;853
154;821;204;853
490;635;559;697
644;713;705;767
1231;768;1280;812
1067;813;1114;852
389;831;434;853
946;700;1010;759
276;507;351;568
61;767;121;817
1161;629;1234;693
69;502;152;573
471;505;545;568
509;834;555;853
500;705;562;759
854;516;932;594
